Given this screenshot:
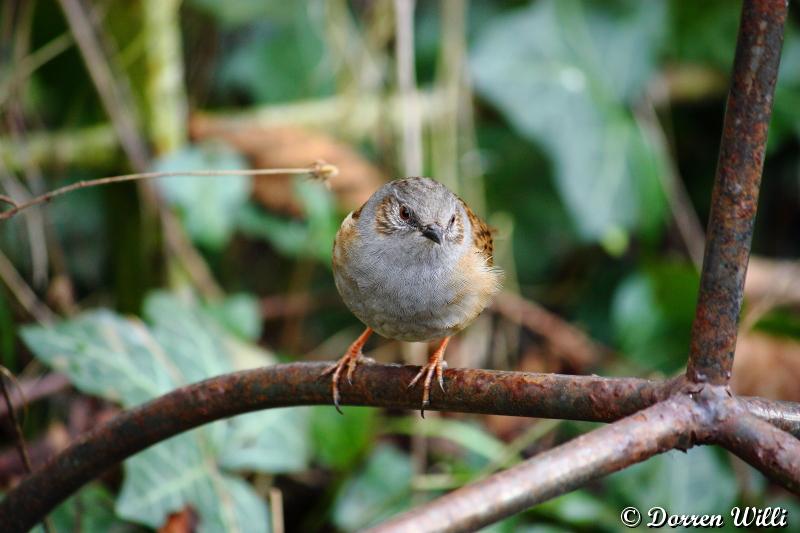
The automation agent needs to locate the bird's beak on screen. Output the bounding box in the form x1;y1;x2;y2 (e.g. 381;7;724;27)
421;224;443;245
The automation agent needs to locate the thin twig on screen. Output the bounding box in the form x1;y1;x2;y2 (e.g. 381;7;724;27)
0;367;53;533
0;31;74;106
0;367;33;472
0;373;71;420
393;0;423;176
160;210;226;300
0;194;17;207
635;95;705;269
1;139;50;288
492;291;608;369
0;163;338;221
269;488;285;533
0;249;57;323
56;0;149;170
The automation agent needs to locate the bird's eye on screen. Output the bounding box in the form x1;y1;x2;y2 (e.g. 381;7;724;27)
399;205;411;221
449;214;456;227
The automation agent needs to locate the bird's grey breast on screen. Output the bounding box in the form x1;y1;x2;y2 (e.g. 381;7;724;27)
333;223;467;341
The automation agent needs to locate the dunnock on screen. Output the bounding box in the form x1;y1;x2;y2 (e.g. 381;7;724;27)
326;177;502;414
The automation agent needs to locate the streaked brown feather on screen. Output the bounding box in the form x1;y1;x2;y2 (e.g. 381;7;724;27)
460;198;494;266
374;196;394;235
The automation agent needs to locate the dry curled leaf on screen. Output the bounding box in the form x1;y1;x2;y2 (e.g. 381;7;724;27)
158;506;198;533
731;331;800;402
190;117;385;216
744;256;800;307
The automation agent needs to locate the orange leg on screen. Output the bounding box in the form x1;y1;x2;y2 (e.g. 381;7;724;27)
323;327;373;413
408;337;450;417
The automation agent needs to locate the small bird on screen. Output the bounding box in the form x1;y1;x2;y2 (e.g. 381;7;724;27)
326;177;502;414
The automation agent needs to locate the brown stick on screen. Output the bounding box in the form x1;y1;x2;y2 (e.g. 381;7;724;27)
686;0;787;385
0;163;338;221
717;407;800;493
0;368;33;474
368;395;705;533
0;250;56;324
56;0;149;171
0;373;71;420
492;291;608;368
0;363;798;532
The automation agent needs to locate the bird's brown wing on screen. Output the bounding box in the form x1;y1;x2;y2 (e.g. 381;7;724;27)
460;199;494;267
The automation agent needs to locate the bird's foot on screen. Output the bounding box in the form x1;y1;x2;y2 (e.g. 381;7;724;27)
322;327;372;413
408;337;451;417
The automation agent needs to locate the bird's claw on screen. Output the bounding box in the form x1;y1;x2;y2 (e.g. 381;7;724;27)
409;359;446;417
322;350;364;414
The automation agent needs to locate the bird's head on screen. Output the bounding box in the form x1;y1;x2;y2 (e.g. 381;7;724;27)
370;177;468;253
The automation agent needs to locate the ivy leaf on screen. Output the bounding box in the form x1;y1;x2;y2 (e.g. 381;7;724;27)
22;291;311;533
471;0;668;245
608;447;737;521
612;263;699;373
332;444;414;531
32;484;139;533
220;408;311;473
237;177;338;264
204;293;263;341
310;406;377;471
154;142;251;250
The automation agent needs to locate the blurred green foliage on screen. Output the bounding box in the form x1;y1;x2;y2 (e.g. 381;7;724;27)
237;178;339;264
22;293;304;531
473;0;668;247
155;142;251;250
2;0;800;531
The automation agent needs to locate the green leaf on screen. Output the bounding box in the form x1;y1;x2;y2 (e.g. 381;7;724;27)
237;178;338;264
21;309;175;404
770;34;800;152
514;527;574;533
154;142;250;250
753;308;800;340
204;293;263;341
143;291;233;388
237;205;311;256
332;444;414;531
209;4;334;103
220;408;312;473
116;433;267;532
22;292;312;532
310;406;377;470
471;0;668;243
611;262;699;372
536;490;620;529
667;0;739;70
384;417;508;464
32;484;139;533
608;447;737;526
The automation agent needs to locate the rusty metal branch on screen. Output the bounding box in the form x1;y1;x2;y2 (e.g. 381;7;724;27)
0;364;667;532
368;395;706;533
717;407;800;493
686;0;787;385
1;363;798;532
0;2;791;533
737;396;800;437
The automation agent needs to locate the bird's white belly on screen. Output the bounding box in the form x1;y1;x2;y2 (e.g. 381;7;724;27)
334;254;477;342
